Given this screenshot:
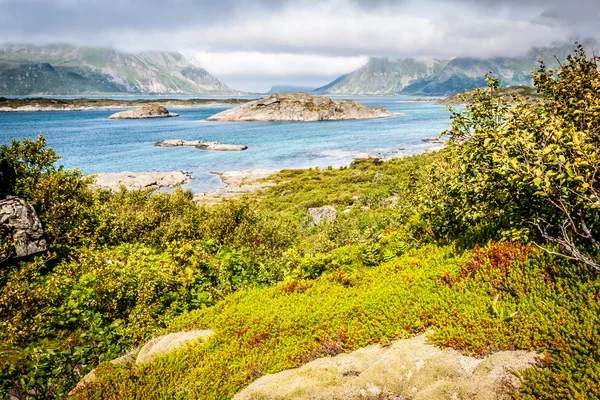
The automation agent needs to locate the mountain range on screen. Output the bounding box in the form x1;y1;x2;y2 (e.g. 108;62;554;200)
314;39;599;96
0;44;244;95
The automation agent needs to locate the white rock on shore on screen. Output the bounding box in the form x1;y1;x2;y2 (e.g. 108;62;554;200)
155;139;248;151
207;93;398;122
108;105;179;120
91;171;191;191
194;169;277;203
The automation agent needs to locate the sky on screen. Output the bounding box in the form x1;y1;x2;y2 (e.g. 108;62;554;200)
0;0;598;92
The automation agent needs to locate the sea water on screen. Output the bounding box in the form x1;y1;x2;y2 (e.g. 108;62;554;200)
0;96;451;192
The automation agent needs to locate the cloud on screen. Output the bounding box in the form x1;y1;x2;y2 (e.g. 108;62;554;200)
0;0;597;89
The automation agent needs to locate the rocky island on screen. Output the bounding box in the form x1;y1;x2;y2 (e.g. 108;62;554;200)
155;139;248;151
206;92;398;122
108;105;179;119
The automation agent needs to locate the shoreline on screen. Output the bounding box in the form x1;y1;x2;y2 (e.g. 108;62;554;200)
0;98;251;112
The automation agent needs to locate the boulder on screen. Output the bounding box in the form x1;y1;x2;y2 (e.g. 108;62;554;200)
207;93;398;122
0;197;46;260
234;333;540;400
108;105;179;120
308;206;337;226
136;330;214;365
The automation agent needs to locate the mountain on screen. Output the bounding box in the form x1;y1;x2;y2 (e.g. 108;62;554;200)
267;85;315;94
313;58;449;95
0;44;244;95
315;40;599;96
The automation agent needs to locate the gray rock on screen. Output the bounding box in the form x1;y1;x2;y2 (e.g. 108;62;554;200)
308;206;337;226
155;139;248;151
234;333;540;400
207;93;399;122
0;197;46;260
108;105;179;120
136;330;214;365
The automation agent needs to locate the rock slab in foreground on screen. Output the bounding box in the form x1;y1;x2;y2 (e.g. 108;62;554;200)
108;105;179;120
207;93;398;122
92;171;191;191
234;333;539;400
0;197;47;259
155;139;248;151
308;206;337;225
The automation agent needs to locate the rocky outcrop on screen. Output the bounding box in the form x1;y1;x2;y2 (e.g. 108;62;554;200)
234;333;540;400
206;93;398;122
155;139;248;151
136;330;214;365
308;206;337;225
108;105;179;119
193;170;277;204
354;153;383;161
91;171;191;191
0;197;46;260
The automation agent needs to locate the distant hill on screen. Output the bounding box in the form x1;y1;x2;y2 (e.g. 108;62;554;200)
267;85;315;94
316;40;599;96
0;44;245;96
437;85;542;106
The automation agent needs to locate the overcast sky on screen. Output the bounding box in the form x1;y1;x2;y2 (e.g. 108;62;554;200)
1;0;598;92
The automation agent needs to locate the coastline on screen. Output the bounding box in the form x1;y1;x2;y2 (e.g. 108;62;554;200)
0;98;251;112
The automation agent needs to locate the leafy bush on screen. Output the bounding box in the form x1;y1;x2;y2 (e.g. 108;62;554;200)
439;44;600;269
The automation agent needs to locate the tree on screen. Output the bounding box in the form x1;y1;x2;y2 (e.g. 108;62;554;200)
442;43;600;271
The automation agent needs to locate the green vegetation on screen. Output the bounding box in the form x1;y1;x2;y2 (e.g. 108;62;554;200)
1;44;600;399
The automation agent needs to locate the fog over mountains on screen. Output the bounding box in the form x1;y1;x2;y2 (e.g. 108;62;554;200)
0;44;244;95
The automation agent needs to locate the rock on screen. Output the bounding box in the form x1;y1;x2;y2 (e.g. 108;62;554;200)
155;139;248;151
422;137;447;144
69;351;136;397
207;93;398;122
308;206;337;226
91;171;191;191
108;105;179;120
193;170;278;204
0;197;46;260
136;330;214;365
354;153;382;161
234;333;540;400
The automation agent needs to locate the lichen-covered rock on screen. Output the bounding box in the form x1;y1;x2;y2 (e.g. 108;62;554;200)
108;105;179;119
308;206;337;225
234;333;540;400
136;330;214;365
0;197;46;259
207;93;398;122
155;139;248;151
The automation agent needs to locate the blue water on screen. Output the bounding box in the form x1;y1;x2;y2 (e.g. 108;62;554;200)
0;97;451;192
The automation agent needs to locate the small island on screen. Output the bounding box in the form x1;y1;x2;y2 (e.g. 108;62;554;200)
108;105;179;119
155;139;248;151
437;86;542;106
206;93;398;122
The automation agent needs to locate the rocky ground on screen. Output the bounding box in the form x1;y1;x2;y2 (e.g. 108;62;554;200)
194;169;278;204
207;92;399;122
